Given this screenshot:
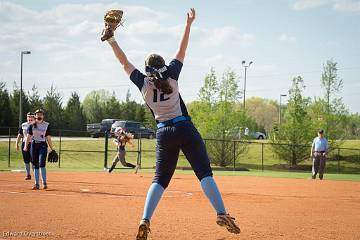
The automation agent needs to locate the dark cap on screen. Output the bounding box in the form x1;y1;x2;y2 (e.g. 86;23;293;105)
35;109;44;114
318;129;324;134
26;112;34;116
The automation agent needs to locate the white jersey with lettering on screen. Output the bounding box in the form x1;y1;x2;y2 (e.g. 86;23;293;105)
129;59;189;122
27;121;50;142
18;122;31;142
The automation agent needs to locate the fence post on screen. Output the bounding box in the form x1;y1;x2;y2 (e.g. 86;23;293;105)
233;141;236;171
261;143;264;171
104;130;109;169
8;127;11;168
337;148;340;173
58;130;62;168
137;135;141;169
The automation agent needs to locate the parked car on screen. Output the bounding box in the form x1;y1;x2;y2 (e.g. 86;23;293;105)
111;120;155;139
226;127;266;140
86;119;121;138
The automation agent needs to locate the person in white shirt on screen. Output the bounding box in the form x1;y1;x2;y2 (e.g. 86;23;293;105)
310;129;329;180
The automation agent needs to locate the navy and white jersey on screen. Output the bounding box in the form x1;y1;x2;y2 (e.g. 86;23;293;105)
130;59;189;122
18;122;32;142
27;121;51;142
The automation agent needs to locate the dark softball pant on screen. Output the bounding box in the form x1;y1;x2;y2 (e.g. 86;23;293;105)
153;120;213;189
21;142;31;164
312;152;326;178
30;142;47;169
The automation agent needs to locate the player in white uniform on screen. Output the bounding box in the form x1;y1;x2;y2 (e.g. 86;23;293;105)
24;109;55;190
15;112;35;180
108;127;136;173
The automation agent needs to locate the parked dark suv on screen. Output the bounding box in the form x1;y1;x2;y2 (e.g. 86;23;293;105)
87;119;121;138
111;120;155;139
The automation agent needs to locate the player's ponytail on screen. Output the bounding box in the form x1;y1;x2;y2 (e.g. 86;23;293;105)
152;74;173;95
145;54;173;95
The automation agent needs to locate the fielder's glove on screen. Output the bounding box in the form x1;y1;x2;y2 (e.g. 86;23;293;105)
101;9;123;41
48;150;59;163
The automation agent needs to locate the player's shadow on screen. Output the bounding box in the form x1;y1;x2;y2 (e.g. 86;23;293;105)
48;180;127;186
45;188;145;198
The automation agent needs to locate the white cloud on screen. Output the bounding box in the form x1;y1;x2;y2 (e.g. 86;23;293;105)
279;33;297;43
0;1;256;105
333;0;360;12
292;0;360;12
293;0;331;10
196;26;256;47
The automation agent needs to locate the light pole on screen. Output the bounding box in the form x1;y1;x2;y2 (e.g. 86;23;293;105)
279;94;287;125
241;60;253;110
20;50;31;126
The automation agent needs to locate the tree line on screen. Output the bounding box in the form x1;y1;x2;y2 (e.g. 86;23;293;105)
0;84;156;133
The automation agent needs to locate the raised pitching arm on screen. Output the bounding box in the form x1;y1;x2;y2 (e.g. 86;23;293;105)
108;40;136;77
175;8;196;63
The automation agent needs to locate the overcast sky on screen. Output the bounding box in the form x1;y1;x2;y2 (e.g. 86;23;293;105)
1;0;359;113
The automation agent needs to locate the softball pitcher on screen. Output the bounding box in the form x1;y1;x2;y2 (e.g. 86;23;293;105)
108;127;136;173
24;109;55;190
102;8;240;239
15;112;34;180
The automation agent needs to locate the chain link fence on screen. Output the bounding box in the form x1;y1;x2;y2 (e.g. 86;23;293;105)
1;127;359;174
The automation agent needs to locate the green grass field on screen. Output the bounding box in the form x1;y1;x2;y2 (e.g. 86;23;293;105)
1;138;359;180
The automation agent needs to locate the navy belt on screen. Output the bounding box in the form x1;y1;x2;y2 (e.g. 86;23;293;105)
157;116;191;129
32;140;46;144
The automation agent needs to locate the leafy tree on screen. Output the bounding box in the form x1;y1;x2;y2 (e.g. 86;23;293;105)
189;68;250;167
135;104;146;123
104;92;122;119
43;85;63;131
63;92;87;131
245;97;278;132
198;67;218;106
28;85;43;111
143;105;156;129
9;82;31;127
0;82;13;127
219;69;241;103
82;89;148;126
315;60;348;145
270;76;314;166
345;113;360;139
82;90;109;123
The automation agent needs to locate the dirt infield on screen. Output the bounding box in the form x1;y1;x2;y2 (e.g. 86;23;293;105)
0;171;359;240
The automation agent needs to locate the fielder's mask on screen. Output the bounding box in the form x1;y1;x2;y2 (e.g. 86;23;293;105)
145;65;170;81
